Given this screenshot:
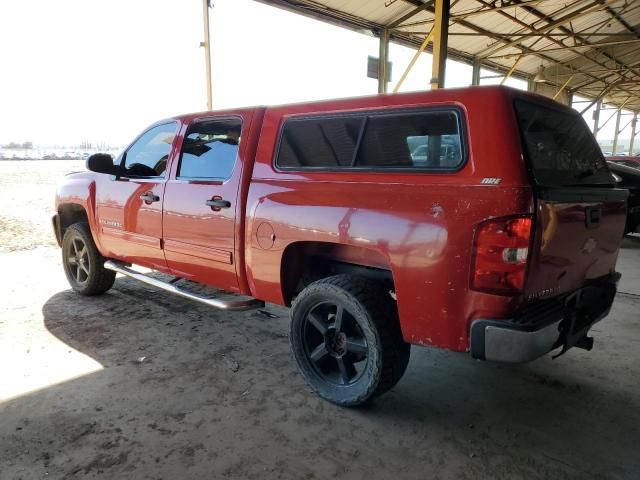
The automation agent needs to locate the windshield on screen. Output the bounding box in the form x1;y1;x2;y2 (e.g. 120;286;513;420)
514;100;614;187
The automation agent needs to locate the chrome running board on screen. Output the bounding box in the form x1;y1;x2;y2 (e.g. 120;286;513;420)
104;260;264;311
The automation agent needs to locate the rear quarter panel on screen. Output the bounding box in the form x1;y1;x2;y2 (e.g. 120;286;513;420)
246;88;534;351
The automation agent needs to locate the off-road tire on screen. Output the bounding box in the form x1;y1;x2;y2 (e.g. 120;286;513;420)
290;274;410;406
62;222;115;296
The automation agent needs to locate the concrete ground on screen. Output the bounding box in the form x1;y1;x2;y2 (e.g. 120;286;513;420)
0;160;639;480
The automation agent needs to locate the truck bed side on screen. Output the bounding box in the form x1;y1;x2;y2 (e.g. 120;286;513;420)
245;88;532;351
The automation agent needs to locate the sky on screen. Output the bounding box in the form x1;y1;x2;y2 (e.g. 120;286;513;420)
0;0;632;148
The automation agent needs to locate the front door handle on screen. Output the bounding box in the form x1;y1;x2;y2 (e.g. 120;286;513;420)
140;192;160;203
206;197;231;210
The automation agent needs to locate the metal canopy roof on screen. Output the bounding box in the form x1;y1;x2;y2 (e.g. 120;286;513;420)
256;0;640;111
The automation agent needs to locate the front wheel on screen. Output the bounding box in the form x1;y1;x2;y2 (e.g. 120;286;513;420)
289;275;410;406
62;222;116;296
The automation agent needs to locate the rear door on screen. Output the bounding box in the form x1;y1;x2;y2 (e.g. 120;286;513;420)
162;113;252;293
514;100;628;298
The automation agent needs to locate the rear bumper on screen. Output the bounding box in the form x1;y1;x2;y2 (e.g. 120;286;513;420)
470;273;620;363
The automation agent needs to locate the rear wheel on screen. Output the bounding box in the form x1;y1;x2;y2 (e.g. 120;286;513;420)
62;222;115;296
290;275;410;406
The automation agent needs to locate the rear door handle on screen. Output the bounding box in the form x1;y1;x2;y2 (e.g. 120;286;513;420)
206;198;231;210
140;193;160;203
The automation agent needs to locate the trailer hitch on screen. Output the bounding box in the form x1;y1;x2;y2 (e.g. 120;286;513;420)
575;335;594;351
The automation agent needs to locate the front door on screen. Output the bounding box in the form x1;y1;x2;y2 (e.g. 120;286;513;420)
96;121;178;271
162;115;247;293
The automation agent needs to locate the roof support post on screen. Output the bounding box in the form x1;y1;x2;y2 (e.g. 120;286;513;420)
471;58;481;86
612;109;622;155
593;99;602;138
201;0;213;110
430;0;450;90
527;77;535;92
629;113;638;156
378;28;390;94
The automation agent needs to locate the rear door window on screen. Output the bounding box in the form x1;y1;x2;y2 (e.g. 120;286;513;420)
178;119;242;180
514;100;613;187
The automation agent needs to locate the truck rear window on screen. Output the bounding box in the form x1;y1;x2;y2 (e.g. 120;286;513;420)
514;100;613;187
276;109;465;171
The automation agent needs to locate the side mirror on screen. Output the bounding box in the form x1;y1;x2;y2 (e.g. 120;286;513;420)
87;153;118;175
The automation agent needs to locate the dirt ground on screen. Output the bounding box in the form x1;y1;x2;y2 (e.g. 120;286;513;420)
1;160;639;480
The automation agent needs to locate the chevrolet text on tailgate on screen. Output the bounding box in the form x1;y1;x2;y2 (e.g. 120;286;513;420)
53;86;627;406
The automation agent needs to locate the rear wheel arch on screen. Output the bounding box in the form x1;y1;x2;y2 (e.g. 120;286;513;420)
280;241;395;306
289;274;410;406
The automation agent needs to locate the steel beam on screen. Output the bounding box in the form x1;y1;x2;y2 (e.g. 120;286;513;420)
553;74;575;100
512;0;640;89
400;0;629;100
393;27;436;93
612;109;622;155
603;3;640;38
473;0;639;90
490;39;640;59
471;58;481;86
451;0;554;19
388;0;435;29
630;113;638;156
598;109;619;134
469;0;640;104
500;55;523;85
593;99;602;138
477;0;609;58
378;28;390;94
430;0;450;90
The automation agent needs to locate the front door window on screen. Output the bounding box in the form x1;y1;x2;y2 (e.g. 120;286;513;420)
122;122;177;178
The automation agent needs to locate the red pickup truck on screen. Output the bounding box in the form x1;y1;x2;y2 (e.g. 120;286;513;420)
53;86;627;406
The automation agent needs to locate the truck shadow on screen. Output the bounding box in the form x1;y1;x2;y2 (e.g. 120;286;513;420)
2;276;637;479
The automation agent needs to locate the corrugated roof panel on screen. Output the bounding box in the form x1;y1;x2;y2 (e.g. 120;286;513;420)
255;0;640;110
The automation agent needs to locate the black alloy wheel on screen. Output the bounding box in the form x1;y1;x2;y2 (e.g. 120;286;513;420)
290;275;410;406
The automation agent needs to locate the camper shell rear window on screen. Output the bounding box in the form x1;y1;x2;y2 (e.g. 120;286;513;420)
514;100;614;187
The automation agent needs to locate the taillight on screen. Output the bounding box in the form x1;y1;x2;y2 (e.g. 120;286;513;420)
471;215;533;295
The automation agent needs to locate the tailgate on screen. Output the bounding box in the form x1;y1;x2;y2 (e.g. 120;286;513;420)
526;188;627;297
514;99;628;297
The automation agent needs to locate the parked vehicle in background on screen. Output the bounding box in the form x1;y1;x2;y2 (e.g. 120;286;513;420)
607;156;640;170
53;86;628;406
608;161;640;234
